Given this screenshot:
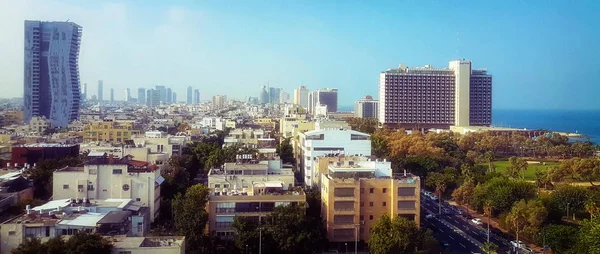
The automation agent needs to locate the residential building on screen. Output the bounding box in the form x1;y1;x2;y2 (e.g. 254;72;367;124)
223;129;275;150
29;116;52;134
24;21;82;128
83;120;140;143
309;88;338;113
354;95;379;118
0;198;152;253
1;110;24;126
293;86;309;108
298;129;371;186
110;236;185;254
201;117;226;132
137;88;146;104
206;158;304;238
320;161;420;243
98;80;104;103
52;153;163;221
186;86;193;104
193;89;200;104
378;60;492;129
131;131;187;157
212;95;225;109
10;143;79;168
0;171;34;215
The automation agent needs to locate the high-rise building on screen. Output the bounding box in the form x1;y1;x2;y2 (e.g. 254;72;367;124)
155;85;166;103
269;87;281;104
212;95;225;109
172;92;177;104
279;90;290;104
24;21;82;128
146;89;160;107
97;80;103;103
110;88;114;104
193;89;200;104
166;87;172;104
137;88;146;104
378;60;492;129
125;88;131;102
309;88;338;114
186;86;193;104
354;95;379;118
259;86;269;104
82;83;88;101
293;86;309;108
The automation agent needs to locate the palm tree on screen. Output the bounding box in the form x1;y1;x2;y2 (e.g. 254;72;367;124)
483;203;493;243
584;199;599;219
481;242;498;254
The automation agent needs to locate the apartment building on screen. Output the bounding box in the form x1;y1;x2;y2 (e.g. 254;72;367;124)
0;198;151;253
29;116;52;134
10;143;79;168
320;160;420;243
83;120;140;143
52;153;163;222
298;129;371;186
309;88;338;114
206;159;304;238
293;86;309;108
354;96;379;119
110;236;185;254
379;60;492;129
223;129;275;150
131;131;187;157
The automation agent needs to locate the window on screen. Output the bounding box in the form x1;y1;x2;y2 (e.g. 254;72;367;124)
383;202;387;207
8;231;16;236
215;184;221;188
118;252;132;254
369;215;373;220
383;188;387;193
63;184;69;189
360;215;364;221
87;184;94;191
112;169;123;174
137;222;143;232
360;188;364;194
123;184;130;191
369;188;374;194
77;184;84;190
360;202;364;207
369;202;373;207
136;198;141;201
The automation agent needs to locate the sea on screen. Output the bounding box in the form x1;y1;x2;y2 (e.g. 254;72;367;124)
338;106;600;144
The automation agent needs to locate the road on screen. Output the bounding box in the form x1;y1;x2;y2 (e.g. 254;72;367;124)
420;192;516;253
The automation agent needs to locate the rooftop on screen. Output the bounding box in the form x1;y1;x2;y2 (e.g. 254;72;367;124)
109;236;185;249
14;143;79;148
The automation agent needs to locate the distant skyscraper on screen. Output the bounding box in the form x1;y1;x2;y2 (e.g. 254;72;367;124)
110;88;114;104
97;80;103;103
166;87;172;104
259;86;269;104
293;86;309;108
193;89;200;104
155;85;166;103
309;88;338;113
125;88;131;102
269;87;281;104
378;60;492;128
146;89;160;107
82;83;88;101
172;92;177;103
279;90;290;104
212;95;225;109
186;86;193;104
137;88;146;104
354;95;379;118
24;20;82;128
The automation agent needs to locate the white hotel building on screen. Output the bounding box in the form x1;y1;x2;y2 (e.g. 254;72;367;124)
298;129;371;186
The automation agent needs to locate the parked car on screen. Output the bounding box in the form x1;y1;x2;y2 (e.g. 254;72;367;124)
471;218;483;225
425;213;434;219
440;241;450;248
429;195;439;201
510;240;525;248
522;247;535;253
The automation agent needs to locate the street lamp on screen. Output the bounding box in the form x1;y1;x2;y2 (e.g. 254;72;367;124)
345;243;348;254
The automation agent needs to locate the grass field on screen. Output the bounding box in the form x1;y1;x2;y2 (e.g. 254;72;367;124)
486;160;560;180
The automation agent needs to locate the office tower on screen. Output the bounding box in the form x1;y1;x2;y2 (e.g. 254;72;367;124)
309;88;338;113
124;88;131;102
137;88;146;104
110;88;114;104
97;80;103;103
193;89;200;104
269;87;281;104
186;86;193;104
212;95;225;109
279;90;290;104
172;92;177;103
24;20;82;128
378;60;492;129
259;86;269;104
155;85;166;103
354;95;379;118
166;87;172;104
293;86;309;108
82;83;87;101
146;89;160;107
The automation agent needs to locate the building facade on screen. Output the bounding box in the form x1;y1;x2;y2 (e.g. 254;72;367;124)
24;21;82;128
11;143;79;168
293;86;309;108
378;60;492;129
137;88;146;104
83;120;140;143
354;95;379;119
98;80;104;103
309;88;338;114
193;89;200;104
187;86;193;104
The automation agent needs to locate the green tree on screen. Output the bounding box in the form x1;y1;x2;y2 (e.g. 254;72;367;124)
470;177;536;214
505;199;547;244
452;179;475;211
540;224;578;254
506;157;528;179
232;217;264;254
426;170;457;215
173;184;211;253
27;156;84;199
484;151;496;173
550;185;590;220
264;204;327;254
12;237;45;254
574;215;600;254
64;232;112;254
276;137;295;164
369;214;435;254
481;242;498;254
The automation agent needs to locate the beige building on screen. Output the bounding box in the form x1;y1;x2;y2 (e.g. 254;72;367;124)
320;160;420;243
53;153;162;222
110;236;185;254
83;120;140;143
29;116;52;134
223;128;276;149
1;110;24;125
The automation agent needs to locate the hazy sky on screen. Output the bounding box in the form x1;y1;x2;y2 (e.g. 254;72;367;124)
1;0;599;109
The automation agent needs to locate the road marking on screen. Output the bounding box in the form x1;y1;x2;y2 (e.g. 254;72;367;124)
449;236;455;240
460;243;466;248
439;229;445;233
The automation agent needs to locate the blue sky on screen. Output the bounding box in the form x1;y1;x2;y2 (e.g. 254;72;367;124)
1;0;599;110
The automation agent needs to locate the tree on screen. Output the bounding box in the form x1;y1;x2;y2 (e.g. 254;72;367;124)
550;185;590;220
452;179;475;212
173;184;211;253
574;215;600;254
276;137;295;165
232;217;264;254
585;198;600;219
481;242;498;254
369;214;435;254
505;199;547;244
45;236;66;254
64;232;112;254
27;156;84;199
540;224;578;254
470;177;536;214
506;157;528;179
484;151;496;173
426;170;457;215
264;204;327;254
12;237;45;254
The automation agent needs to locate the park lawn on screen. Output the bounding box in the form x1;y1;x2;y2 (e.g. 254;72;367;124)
486;160;560;181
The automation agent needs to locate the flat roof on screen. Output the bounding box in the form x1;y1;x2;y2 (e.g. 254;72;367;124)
97;211;131;224
32;199;72;212
58;212;106;227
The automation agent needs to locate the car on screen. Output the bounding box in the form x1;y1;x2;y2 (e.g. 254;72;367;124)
510;240;525;248
478;230;492;238
425;214;434;219
471;218;483;225
522;247;535;253
440;241;450;248
429;195;439;201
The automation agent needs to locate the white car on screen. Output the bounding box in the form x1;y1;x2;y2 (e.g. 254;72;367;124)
425;214;434;219
471;218;483;225
510;240;525;248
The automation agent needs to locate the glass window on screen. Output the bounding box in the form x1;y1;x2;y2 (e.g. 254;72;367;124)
63;184;69;189
113;169;123;174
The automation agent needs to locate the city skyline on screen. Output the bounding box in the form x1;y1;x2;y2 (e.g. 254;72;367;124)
1;1;600;110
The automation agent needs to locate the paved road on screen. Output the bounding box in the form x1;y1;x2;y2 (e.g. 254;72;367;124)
420;193;516;253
